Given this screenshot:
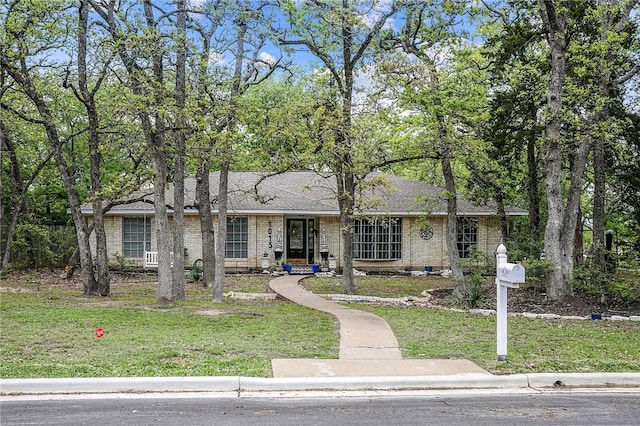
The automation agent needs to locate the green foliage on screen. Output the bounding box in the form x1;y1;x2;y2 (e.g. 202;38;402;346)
522;259;555;289
572;267;640;306
506;222;545;261
450;272;490;309
50;226;76;265
191;258;203;282
458;248;492;276
10;224;57;269
110;252;135;272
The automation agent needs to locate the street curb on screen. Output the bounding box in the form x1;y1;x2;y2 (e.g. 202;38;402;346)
0;376;240;395
527;372;640;389
2;373;638;396
239;374;529;391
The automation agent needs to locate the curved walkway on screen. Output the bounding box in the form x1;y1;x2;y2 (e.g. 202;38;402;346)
269;274;489;378
269;274;401;360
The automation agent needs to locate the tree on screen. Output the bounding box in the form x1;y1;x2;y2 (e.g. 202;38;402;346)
378;1;491;288
0;117;54;270
581;0;639;272
64;0;111;295
536;0;639;299
536;0;589;299
479;2;548;257
189;0;226;291
90;0;186;302
278;0;401;294
1;1;102;293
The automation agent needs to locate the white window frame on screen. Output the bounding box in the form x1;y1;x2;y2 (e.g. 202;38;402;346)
226;216;248;259
123;217;151;258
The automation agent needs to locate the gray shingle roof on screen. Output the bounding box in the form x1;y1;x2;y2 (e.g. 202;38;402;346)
83;171;527;217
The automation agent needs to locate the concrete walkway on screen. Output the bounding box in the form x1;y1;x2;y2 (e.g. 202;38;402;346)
269;275;490;378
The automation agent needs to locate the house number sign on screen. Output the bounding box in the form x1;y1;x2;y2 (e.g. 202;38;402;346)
268;221;272;248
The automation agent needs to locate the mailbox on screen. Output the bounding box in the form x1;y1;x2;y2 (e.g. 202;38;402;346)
498;262;525;288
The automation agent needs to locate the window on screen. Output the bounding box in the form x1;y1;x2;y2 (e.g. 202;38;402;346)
226;216;248;258
456;217;478;259
353;217;402;260
123;217;151;258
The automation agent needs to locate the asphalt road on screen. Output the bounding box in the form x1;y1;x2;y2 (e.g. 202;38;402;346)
2;392;639;425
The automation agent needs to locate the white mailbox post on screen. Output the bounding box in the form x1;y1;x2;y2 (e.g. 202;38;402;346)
496;244;525;361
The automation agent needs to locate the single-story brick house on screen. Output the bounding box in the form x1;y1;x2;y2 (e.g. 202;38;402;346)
82;171;527;272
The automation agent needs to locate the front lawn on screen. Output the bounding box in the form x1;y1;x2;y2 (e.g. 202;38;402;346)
1;271;638;378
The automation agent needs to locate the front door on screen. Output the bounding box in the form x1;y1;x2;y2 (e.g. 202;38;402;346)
286;218;315;264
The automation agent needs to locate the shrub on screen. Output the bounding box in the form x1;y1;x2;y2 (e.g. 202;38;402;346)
110;252;136;272
572;267;640;306
522;259;555;289
10;224;56;269
451;272;490;309
458;248;492;276
50;226;76;265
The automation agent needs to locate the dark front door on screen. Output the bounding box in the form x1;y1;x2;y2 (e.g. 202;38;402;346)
286;218;315;264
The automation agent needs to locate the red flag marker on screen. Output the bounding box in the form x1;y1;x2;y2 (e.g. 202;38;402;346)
95;328;104;338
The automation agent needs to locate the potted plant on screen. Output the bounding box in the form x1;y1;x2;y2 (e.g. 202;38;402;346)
328;254;337;270
261;251;270;270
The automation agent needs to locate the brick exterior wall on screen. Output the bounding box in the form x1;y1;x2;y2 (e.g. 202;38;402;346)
97;213;503;272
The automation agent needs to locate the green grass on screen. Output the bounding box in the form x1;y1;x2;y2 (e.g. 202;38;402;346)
359;305;640;374
301;275;453;297
1;272;638;378
0;273;338;378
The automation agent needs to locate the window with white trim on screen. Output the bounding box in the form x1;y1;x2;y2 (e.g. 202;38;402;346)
456;217;478;259
353;217;402;260
226;216;248;258
123;217;151;258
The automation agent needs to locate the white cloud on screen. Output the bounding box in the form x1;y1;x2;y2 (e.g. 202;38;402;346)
258;51;276;66
188;0;206;9
208;51;225;66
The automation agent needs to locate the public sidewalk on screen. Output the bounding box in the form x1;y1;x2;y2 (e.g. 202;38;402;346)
268;274;490;378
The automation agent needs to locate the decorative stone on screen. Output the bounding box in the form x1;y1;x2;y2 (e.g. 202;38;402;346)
522;312;561;319
611;315;629;321
470;309;496;316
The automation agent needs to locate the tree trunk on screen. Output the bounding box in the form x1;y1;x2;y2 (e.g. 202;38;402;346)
591;3;614;272
153;143;173;302
192;14;218;290
442;152;465;287
338;171;356;294
196;163;215;288
171;0;187;301
592;129;606;270
78;0;109;296
1;126;25;270
0;120;3;267
574;205;584;266
140;0;174;303
561;137;591;283
539;0;572;300
213;162;229;302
